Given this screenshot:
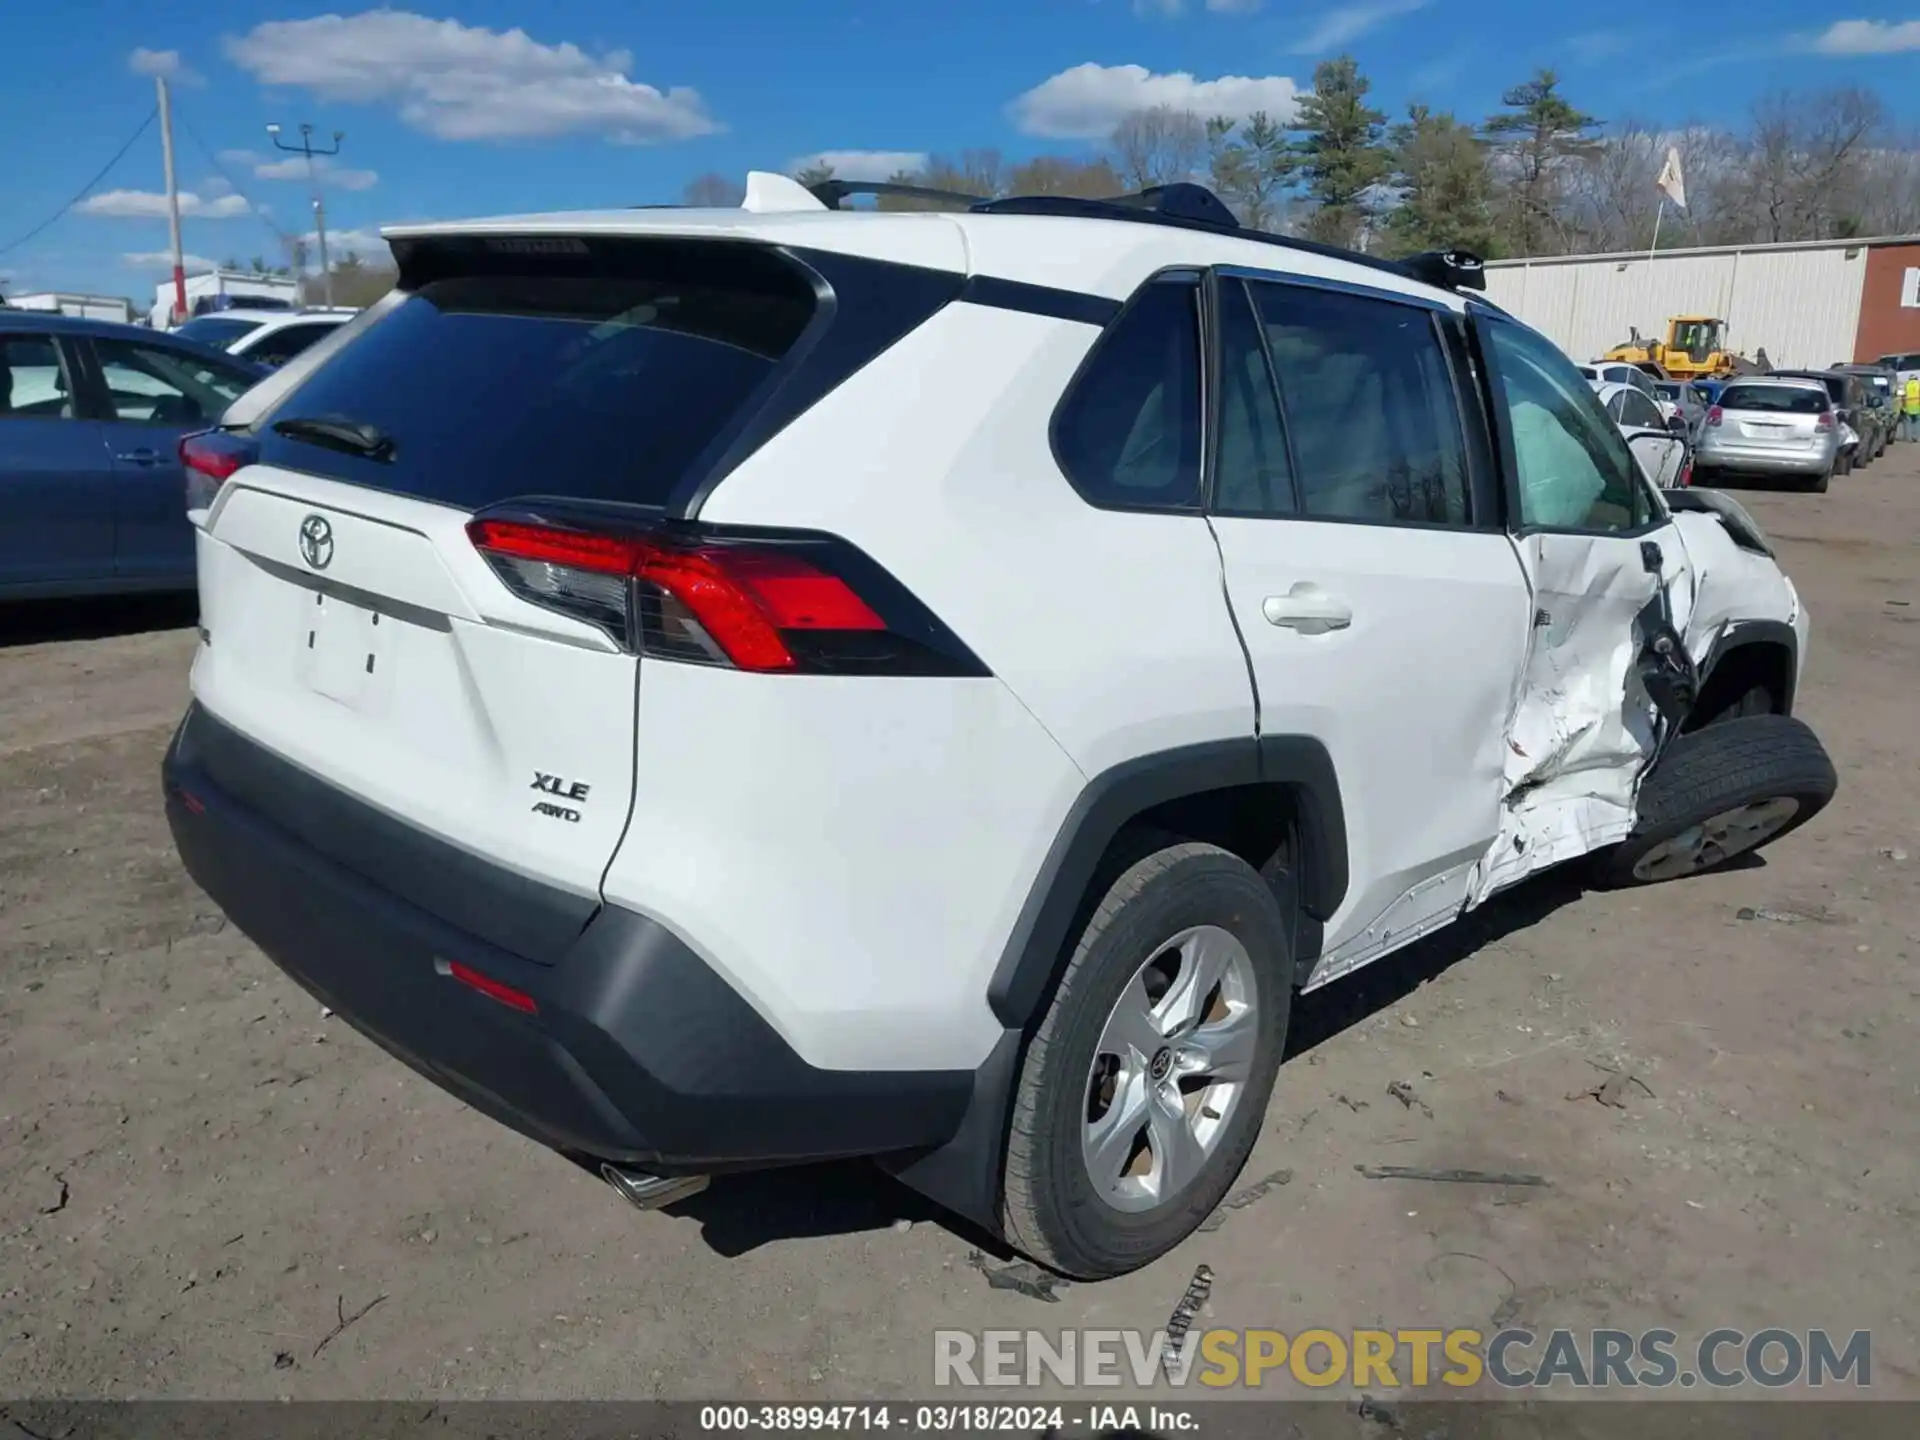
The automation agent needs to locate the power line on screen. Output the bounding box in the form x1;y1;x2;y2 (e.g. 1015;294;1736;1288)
0;107;157;258
173;104;296;248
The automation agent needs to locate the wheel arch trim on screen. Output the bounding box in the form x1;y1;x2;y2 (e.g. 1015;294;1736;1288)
984;735;1348;1032
1698;618;1799;715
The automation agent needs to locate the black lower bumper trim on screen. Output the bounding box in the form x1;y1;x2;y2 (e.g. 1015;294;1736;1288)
163;704;973;1169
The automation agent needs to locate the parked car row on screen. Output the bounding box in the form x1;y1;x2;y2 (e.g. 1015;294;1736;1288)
1583;349;1914;495
1;304;356;600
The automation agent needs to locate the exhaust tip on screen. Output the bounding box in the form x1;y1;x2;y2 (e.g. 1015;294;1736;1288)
601;1163;710;1212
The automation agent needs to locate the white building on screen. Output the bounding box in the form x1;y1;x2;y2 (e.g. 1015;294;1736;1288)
1484;234;1920;371
4;292;136;324
150;270;300;329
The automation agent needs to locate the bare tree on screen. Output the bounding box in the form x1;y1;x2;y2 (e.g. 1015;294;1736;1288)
683;172;744;207
869;151;1005;210
1716;88;1884;243
1109;105;1208;190
1004;154;1124;198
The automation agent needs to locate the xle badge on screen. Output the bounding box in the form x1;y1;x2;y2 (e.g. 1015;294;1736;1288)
531;771;590;824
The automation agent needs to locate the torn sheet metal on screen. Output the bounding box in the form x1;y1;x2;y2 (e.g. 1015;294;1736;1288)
1667;508;1804;677
1468;503;1804;909
1470;531;1686;905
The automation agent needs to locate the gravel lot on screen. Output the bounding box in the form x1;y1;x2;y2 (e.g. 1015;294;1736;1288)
3;453;1917;1405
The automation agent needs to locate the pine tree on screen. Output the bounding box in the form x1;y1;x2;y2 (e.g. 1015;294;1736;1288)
1289;57;1392;248
1207;112;1293;229
1484;69;1600;256
1381;105;1499;258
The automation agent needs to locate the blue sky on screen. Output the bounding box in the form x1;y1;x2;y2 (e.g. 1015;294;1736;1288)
4;1;1917;300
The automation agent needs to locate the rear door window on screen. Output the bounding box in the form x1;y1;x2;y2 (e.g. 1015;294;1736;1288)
256;243;820;510
91;339;257;425
247;322;341;368
0;334;78;419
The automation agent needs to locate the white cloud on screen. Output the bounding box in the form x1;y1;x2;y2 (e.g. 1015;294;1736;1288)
77;189;252;219
123;251;219;272
787;150;930;181
224;10;717;144
1010;63;1301;140
252;155;381;191
1135;0;1264;11
1813;19;1920;54
1288;0;1429;54
302;227;389;259
127;47;203;85
1564;30;1630;63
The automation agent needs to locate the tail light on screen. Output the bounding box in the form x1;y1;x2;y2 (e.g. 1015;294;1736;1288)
181;429;258;512
1705;406;1723;427
466;512;987;678
1816;410;1835;430
1676;459;1693;487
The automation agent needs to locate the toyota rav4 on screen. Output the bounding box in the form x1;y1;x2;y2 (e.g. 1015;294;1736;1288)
163;174;1836;1279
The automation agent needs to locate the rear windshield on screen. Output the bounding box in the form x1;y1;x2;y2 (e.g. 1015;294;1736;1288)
1719;385;1827;415
176;316;265;348
253;244;818;510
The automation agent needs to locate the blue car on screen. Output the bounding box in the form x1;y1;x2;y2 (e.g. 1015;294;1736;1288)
1;312;265;599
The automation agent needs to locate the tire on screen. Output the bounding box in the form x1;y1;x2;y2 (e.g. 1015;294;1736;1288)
1799;468;1830;494
1001;841;1292;1279
1592;715;1836;890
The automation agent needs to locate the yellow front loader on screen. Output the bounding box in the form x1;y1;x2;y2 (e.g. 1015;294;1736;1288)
1603;317;1764;380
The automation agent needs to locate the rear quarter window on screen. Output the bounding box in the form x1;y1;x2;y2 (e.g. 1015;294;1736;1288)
1051;277;1204;511
254;243;819;511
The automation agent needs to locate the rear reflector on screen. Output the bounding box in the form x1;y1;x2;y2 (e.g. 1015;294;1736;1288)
467;514;980;677
446;961;539;1014
181;429;259;512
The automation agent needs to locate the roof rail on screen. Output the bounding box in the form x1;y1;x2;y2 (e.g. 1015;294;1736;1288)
807;178;986;211
801;175;1488;295
976;183;1487;295
976;182;1240;230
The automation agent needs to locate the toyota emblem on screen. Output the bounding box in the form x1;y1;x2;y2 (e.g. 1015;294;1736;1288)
298;514;334;570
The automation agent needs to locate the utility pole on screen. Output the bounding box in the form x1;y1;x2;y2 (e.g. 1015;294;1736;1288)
156;74;186;327
266;121;344;308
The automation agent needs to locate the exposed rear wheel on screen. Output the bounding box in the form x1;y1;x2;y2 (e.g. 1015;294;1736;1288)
1594;715;1836;889
1001;842;1291;1279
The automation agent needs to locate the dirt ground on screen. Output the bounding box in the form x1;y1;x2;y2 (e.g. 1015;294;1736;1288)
3;451;1917;1409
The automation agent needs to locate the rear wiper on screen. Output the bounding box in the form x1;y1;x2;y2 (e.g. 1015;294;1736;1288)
272;414;397;463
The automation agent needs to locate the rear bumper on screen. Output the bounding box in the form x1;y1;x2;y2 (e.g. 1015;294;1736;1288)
162;703;973;1171
1694;441;1834;476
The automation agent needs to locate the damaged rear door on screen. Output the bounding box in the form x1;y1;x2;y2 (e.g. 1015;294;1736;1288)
1467;312;1691;900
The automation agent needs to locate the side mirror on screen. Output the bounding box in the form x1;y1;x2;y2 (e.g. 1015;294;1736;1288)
1624;427;1688;487
1667;413;1690;435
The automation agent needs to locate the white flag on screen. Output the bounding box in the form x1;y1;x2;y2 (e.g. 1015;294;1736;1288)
1656;146;1687;210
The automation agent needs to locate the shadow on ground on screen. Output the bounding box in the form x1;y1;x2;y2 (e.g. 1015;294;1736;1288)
664;861;1636;1261
0;593;197;649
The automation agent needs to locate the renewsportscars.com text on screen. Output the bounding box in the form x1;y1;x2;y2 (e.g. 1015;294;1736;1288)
933;1327;1871;1390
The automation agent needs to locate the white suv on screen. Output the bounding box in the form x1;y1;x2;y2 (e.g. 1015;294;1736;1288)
164;174;1836;1278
